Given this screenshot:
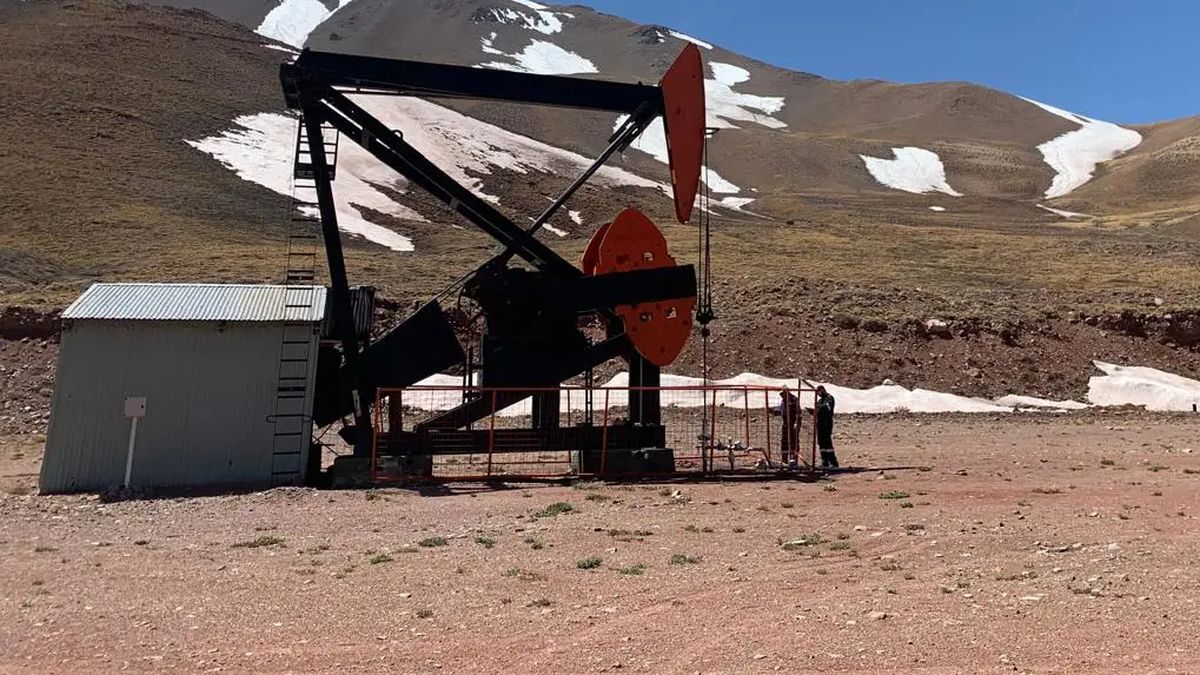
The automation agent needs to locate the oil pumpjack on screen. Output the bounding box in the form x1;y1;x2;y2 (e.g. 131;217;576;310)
279;45;708;477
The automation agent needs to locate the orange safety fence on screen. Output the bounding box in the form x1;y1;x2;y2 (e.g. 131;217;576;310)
371;382;819;483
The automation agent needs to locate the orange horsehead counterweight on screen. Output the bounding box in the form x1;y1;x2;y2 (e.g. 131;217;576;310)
660;43;706;225
582;45;706;368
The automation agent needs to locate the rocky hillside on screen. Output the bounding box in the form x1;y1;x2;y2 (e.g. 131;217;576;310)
4;0;1200;407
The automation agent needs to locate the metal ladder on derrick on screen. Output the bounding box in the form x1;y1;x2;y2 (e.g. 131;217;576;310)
268;114;341;485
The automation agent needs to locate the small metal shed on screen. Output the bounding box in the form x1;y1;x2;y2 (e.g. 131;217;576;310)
41;283;327;494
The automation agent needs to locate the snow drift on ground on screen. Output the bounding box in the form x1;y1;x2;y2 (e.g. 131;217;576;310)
403;372;1095;416
256;0;352;49
1088;361;1200;411
615;61;787;209
186;113;418;251
993;395;1089;411
404;362;1200;416
1020;97;1142;199
476;0;568;35
860;147;963;196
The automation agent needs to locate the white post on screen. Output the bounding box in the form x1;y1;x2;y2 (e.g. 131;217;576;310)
124;416;139;488
122;397;146;489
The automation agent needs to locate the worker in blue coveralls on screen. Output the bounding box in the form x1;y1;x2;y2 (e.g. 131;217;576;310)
816;386;839;469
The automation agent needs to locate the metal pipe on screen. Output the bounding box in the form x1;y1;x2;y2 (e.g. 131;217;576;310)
514;104;654;247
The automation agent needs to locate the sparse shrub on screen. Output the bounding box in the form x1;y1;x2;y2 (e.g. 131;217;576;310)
415;608;433;619
576;556;603;570
534;502;574;518
670;554;701;565
232;535;284;549
368;553;393;565
879;491;909;500
475;536;496;548
418;537;448;548
829;541;851;551
527;598;552;607
585;494;612;503
617;563;647;576
502;567;546;581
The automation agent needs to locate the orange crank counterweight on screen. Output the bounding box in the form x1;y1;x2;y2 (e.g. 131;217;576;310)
582;208;696;367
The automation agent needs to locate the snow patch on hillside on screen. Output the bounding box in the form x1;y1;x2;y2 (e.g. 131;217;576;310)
187;113;419;252
191;101;663;249
669;29;713;50
256;0;352;49
511;0;571;34
261;43;299;55
1037;203;1088;219
475;0;583;72
860;147;963;196
1020;97;1143;198
480;32;503;55
707;62;787;130
928;206;946;212
614;117;740;195
614;61;787;207
1088;361;1200;411
481;39;597;74
352;96;663;203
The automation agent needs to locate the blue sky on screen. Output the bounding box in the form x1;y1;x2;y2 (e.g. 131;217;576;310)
584;0;1196;124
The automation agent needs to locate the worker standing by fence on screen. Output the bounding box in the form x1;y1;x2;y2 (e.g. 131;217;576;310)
776;388;800;468
816;385;839;469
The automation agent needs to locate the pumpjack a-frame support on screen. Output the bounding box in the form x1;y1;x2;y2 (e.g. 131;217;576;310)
278;46;707;457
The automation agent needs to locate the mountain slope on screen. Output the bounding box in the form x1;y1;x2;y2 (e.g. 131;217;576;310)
6;0;1200;401
125;0;1180;228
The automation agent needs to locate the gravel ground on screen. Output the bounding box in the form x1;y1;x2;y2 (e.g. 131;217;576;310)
2;415;1199;673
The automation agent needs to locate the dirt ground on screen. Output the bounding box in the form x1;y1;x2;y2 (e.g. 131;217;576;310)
2;414;1199;673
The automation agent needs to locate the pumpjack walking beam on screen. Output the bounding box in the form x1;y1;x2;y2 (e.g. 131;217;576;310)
280;47;706;454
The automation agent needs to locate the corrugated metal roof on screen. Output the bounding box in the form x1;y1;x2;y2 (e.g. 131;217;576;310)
62;284;327;323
